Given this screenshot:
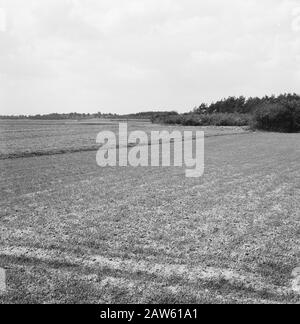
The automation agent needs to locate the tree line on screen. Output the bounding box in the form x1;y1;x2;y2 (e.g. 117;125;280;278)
0;111;177;121
1;93;299;132
191;93;300;114
152;93;300;132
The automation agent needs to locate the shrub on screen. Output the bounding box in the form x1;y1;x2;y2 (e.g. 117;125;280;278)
253;103;300;132
152;114;183;125
158;113;250;127
294;106;300;131
207;113;250;127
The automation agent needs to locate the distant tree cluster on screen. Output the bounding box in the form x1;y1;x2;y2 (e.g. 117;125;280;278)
0;112;96;120
0;110;178;121
125;111;178;121
192;93;300;115
153;94;300;132
0;111;125;120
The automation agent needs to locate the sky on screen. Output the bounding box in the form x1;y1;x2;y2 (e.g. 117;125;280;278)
0;0;300;115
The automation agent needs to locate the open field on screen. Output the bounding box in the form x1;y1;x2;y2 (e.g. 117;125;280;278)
0;120;299;304
0;119;248;159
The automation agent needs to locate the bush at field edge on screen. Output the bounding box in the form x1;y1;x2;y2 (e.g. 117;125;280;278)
253;103;300;133
153;113;251;127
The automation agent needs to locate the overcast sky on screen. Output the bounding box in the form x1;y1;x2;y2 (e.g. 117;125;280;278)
0;0;299;115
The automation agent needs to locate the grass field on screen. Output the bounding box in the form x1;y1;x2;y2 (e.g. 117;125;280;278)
0;119;248;159
0;120;299;304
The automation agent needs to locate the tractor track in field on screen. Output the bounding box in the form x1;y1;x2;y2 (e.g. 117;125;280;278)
0;245;298;304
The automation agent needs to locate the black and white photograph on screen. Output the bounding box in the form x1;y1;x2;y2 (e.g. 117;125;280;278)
0;0;299;307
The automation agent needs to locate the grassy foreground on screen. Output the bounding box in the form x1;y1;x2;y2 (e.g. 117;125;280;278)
0;131;299;304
